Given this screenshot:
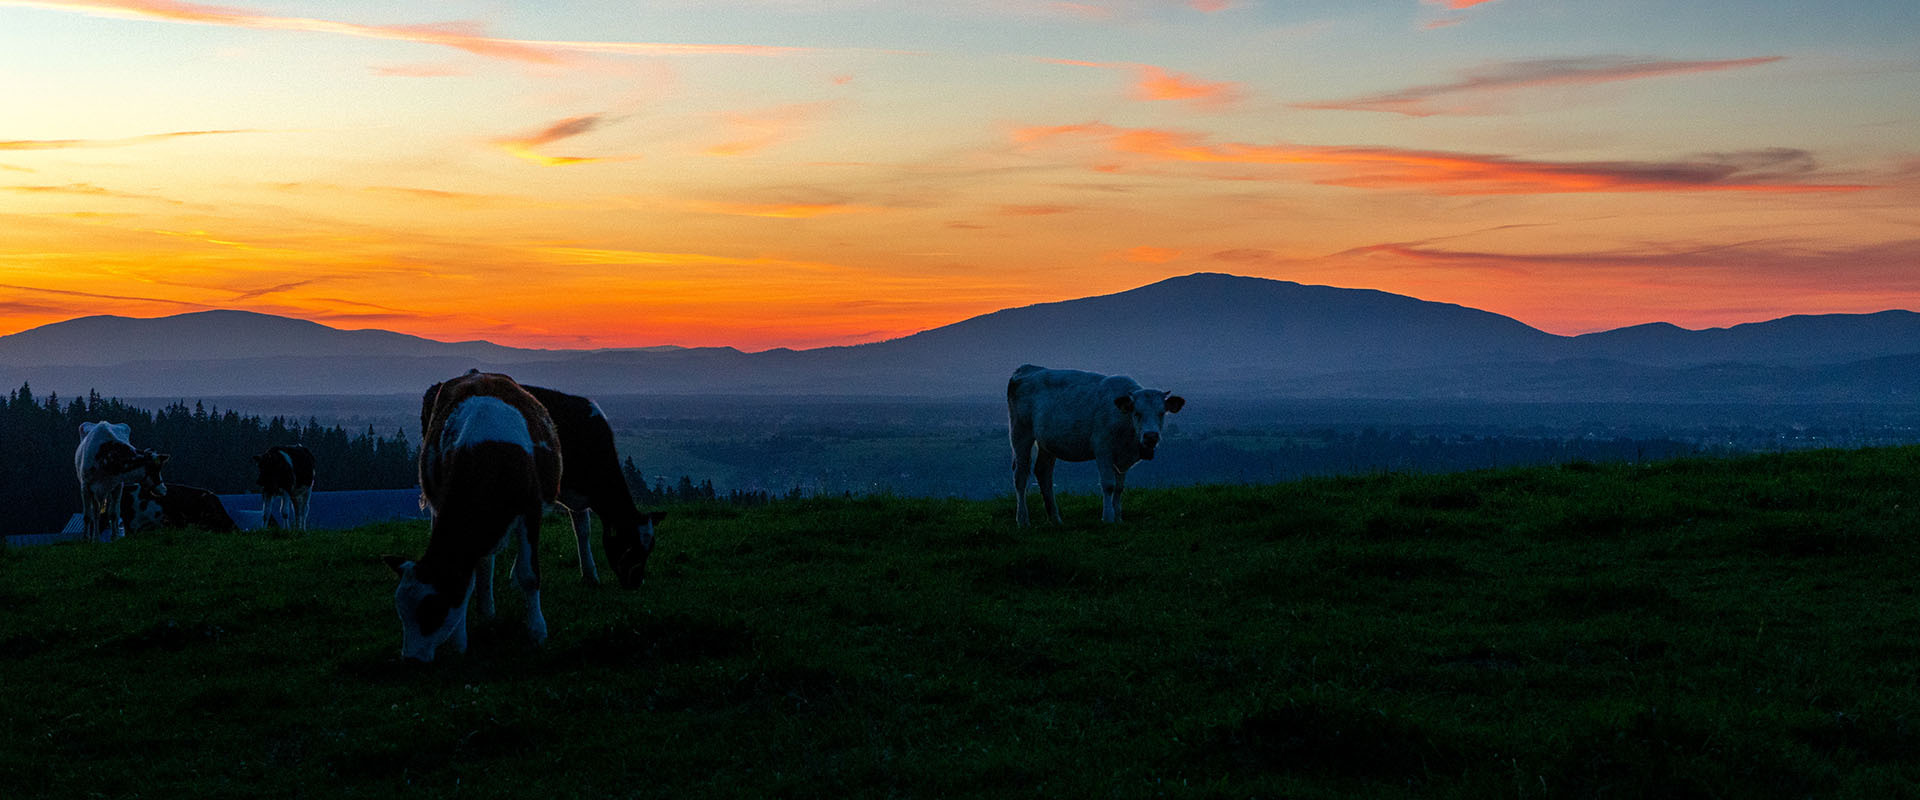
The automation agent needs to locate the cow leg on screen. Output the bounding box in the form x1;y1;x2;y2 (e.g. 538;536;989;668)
1035;450;1062;524
473;552;497;620
103;484;123;540
1011;438;1035;526
1098;460;1121;523
1110;468;1129;523
570;508;600;585
515;508;547;645
81;486;99;542
293;487;312;531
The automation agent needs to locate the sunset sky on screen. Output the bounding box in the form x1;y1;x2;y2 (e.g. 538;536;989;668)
2;0;1916;350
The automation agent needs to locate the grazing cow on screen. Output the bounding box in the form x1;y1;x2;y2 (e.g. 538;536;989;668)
418;381;665;588
386;371;561;662
120;483;237;534
1007;364;1185;525
254;444;315;530
74;421;169;542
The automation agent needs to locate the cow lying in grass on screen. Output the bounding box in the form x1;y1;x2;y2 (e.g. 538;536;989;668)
1007;364;1184;525
75;421;169;542
419;380;665;588
386;371;561;662
120;483;237;533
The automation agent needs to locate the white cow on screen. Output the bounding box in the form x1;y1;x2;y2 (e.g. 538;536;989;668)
1007;364;1184;525
74;421;169;542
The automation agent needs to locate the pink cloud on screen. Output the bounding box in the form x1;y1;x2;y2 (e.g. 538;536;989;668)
4;1;811;65
1296;56;1784;116
1423;0;1500;8
1014;123;1869;194
1044;59;1243;110
0;129;259;150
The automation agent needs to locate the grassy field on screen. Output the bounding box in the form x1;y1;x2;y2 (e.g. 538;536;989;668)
3;448;1919;798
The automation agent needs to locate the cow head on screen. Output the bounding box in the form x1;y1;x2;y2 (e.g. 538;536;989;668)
135;450;169;497
384;556;470;663
1114;390;1185;460
609;510;667;589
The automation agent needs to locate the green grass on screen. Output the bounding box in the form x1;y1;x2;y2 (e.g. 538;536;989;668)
4;448;1920;798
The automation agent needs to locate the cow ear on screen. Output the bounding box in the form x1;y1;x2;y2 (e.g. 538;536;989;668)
1114;395;1134;412
1165;394;1185;413
80;422;97;435
382;555;413;576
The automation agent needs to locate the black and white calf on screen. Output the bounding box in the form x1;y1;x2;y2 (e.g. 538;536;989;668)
120;483;237;534
386;371;562;662
74;421;169;542
419;381;665;589
1008;364;1184;525
254;444;315;530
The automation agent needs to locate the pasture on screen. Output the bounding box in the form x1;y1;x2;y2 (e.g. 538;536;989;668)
3;448;1918;798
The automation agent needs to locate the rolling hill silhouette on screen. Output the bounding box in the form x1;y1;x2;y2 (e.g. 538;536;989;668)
3;273;1917;400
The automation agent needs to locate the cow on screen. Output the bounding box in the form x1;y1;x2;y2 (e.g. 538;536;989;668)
385;371;561;662
1007;364;1185;525
120;483;237;534
74;421;169;542
254;444;315;530
418;381;665;588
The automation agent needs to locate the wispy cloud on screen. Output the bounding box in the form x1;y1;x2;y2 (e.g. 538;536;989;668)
998;204;1079;216
1014;123;1866;194
0;129;259;150
695;200;877;218
493;114;625;166
1423;0;1500;9
371;62;468;78
704;102;833;157
1;1;813;65
1297;56;1784;116
1046;59;1242;109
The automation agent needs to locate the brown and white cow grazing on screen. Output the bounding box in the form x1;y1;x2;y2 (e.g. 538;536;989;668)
418;381;665;588
1007;364;1184;525
120;482;237;534
74;421;169;542
254;444;315;530
386;371;561;662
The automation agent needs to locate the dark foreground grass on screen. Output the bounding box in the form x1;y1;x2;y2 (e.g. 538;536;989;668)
4;448;1920;798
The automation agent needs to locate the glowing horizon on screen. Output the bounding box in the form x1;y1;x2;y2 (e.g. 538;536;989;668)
2;0;1916;350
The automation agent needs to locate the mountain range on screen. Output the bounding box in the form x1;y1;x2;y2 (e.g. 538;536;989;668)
4;272;1918;402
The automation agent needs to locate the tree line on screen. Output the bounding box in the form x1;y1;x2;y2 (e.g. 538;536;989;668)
0;383;416;537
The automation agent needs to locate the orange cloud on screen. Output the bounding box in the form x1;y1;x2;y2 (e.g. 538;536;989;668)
703;103;831;157
0;129;258;150
696;201;876;218
1044;59;1243;109
1015;123;1868;194
998;204;1078;216
1423;0;1500;8
1297;56;1784;116
493;114;624;166
1133;65;1242;108
1122;246;1182;263
2;1;812;65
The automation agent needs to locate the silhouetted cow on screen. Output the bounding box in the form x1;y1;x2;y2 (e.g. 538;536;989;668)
254;444;314;530
1007;364;1184;524
387;371;561;662
419;380;664;588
